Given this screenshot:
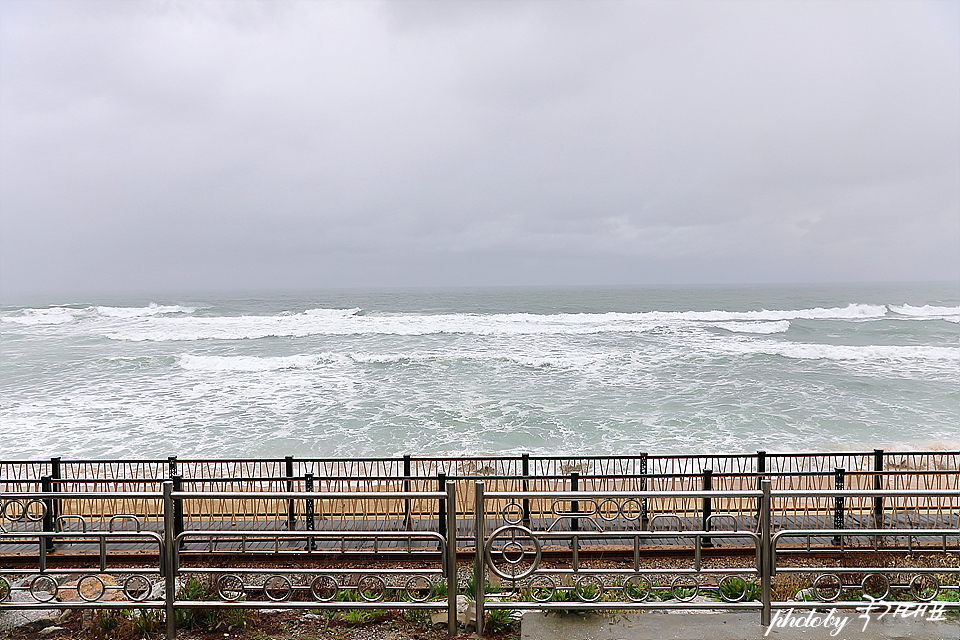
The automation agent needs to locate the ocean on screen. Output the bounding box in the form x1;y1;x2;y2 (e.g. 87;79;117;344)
1;283;957;460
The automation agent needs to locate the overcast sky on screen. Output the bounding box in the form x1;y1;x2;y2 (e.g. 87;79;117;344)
1;0;957;297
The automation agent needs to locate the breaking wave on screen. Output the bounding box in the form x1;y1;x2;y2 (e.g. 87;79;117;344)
101;305;884;342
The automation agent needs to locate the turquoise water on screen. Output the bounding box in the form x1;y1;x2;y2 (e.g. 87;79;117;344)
1;283;957;459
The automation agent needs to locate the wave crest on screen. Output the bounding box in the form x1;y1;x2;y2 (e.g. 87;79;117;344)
96;303;195;318
178;353;332;372
889;304;960;320
711;321;790;334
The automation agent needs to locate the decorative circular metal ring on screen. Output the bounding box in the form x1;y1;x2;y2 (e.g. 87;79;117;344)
484;525;542;581
24;499;47;522
0;576;11;602
619;498;643;522
597;499;621;522
860;573;890;601
501;502;524;525
909;575;939;602
356;575;387;602
30;575;58;603
575;576;604;602
623;574;652;602
812;574;842;602
717;575;750;603
262;575;292;602
77;575;106;602
217;574;245;602
501;540;526;565
528;575;556;603
404;575;433;603
123;575;153;602
1;499;26;522
310;575;339;602
671;575;699;601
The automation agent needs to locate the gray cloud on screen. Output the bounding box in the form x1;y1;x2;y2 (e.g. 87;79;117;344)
1;0;957;296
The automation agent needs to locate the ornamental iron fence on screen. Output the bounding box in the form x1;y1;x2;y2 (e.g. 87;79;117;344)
1;479;957;638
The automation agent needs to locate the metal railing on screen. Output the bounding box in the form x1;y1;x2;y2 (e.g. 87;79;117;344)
1;483;459;638
3;451;957;546
2;480;957;638
468;481;958;634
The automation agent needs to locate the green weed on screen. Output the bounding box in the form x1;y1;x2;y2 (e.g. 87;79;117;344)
484;608;515;634
174;576;256;632
719;578;760;602
92;609;163;640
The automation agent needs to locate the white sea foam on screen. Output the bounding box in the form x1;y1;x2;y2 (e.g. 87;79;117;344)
2;303;195;326
180;350;603;370
889;304;960;320
102;305;884;342
722;340;959;362
305;307;362;317
1;307;85;325
96;303;195;318
710;320;790;334
178;353;332;372
107;308;366;341
639;303;887;322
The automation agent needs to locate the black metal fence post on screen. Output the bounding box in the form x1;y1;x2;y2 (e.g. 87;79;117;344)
756;450;766;526
570;471;579;532
172;474;184;549
41;475;55;553
832;467;845;545
521;453;530;529
702;468;713;546
444;480;457;638
167;455;177;478
760;479;772;627
403;454;411;531
162;481;176;640
873;449;884;526
285;455;296;531
437;472;447;538
305;472;315;550
50;457;61;527
640;452;648;529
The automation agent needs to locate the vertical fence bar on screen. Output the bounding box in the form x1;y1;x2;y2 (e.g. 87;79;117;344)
403;454;411;531
760;479;771;627
163;480;176;640
438;472;447;539
521;453;530;529
570;471;579;533
49;457;61;527
640;452;648;529
305;472;315;551
285;455;296;531
832;467;845;546
756;450;766;526
702;468;713;546
873;449;884;526
474;481;486;637
40;475;55;553
172;474;184;549
445;480;457;638
167;456;177;478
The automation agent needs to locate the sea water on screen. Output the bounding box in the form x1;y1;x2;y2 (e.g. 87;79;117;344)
1;283;957;460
